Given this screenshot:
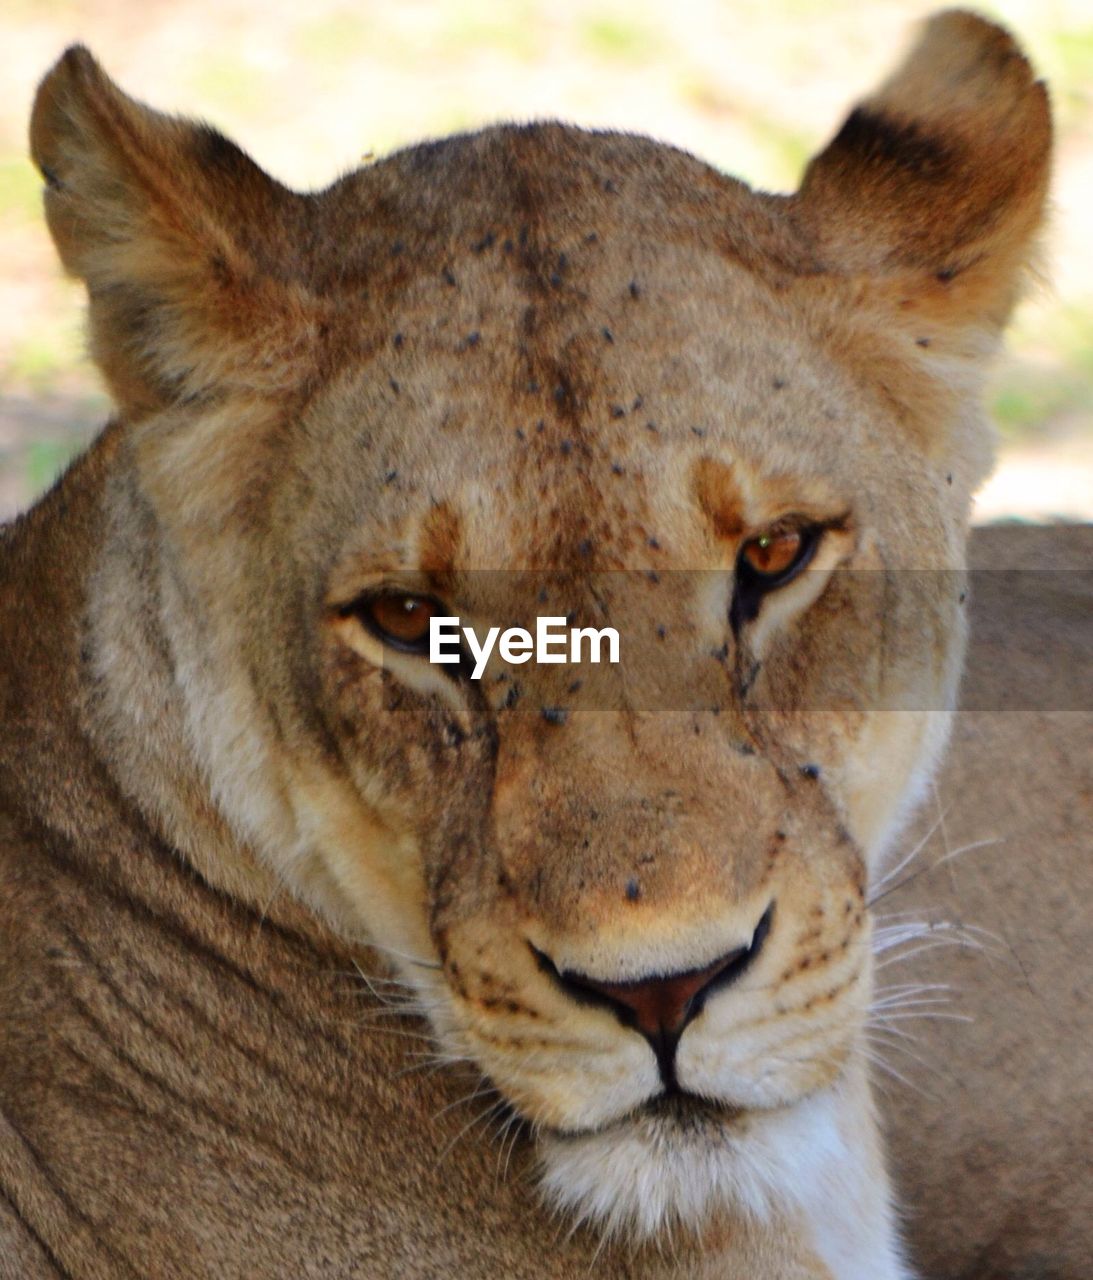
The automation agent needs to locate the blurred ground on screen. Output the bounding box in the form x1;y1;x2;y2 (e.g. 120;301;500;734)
2;0;1091;523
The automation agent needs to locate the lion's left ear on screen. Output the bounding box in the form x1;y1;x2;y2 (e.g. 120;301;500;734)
31;46;321;418
792;10;1051;337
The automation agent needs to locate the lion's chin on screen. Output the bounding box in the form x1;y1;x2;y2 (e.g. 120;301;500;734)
536;1088;845;1241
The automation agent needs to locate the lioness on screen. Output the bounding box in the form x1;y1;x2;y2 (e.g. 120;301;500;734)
1;11;1086;1279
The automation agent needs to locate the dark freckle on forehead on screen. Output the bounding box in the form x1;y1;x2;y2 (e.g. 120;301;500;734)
610;404;626;418
515;427;525;441
800;763;821;780
392;332;404;349
646;421;658;433
560;439;573;456
538;588;549;604
568;680;583;694
390;240;405;256
772;376;786;390
611;462;624;475
389;378;400;394
691;426;707;438
602;327;614;343
648;537;661;550
578;539;593;557
527;379;540;394
656;625;667;639
536;420;546;433
632;395;643;411
646;570;660;584
472;230;495;253
629;280;641;299
442;266;457;286
541;706;568;725
625;878;641;902
384;469;398;484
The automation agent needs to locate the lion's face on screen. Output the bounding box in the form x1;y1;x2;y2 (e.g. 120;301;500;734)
32;14;1049;1240
219;141;964;1229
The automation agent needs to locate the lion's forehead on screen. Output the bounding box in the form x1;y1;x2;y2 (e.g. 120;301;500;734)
316;122;805;291
284;125;873;541
291;237;884;574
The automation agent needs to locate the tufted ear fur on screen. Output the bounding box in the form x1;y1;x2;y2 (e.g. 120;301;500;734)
30;46;321;419
793;10;1051;338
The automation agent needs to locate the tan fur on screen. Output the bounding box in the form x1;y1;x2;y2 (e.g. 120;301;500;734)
1;12;1082;1278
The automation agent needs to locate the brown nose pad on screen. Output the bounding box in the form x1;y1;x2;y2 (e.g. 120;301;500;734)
577;961;733;1040
535;905;773;1086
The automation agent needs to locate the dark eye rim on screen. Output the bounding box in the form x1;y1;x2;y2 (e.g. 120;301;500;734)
342;590;444;655
731;523;822;629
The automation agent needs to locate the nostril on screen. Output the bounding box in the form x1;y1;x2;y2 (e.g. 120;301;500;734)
532;903;774;1044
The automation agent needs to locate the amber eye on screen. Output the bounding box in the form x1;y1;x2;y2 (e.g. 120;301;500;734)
731;523;819;629
358;593;439;652
740;528;807;580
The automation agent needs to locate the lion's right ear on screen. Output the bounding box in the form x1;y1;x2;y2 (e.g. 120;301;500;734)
31;46;320;418
792;11;1051;338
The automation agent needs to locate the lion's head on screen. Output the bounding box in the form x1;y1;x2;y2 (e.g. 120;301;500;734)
30;11;1049;1245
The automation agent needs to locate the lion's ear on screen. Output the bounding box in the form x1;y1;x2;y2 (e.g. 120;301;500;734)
30;46;318;418
793;10;1051;335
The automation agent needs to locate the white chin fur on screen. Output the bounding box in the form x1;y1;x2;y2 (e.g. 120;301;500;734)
536;1088;846;1242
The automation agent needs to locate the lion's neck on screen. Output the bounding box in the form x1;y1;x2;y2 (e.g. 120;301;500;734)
76;439;318;935
1;427;315;951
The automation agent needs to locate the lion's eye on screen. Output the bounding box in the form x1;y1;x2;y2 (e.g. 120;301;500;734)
731;523;820;628
740;529;808;580
357;593;439;652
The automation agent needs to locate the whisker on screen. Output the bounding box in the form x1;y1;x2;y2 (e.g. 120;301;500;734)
432;1082;501;1123
364;941;443;972
437;1097;506;1165
871;809;947;898
870;1010;973;1024
867;837;1002;908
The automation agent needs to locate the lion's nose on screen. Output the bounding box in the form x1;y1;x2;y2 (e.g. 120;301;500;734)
534;904;773;1084
569;961;734;1039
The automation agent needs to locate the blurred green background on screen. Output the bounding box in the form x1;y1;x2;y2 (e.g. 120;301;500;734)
2;0;1091;521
